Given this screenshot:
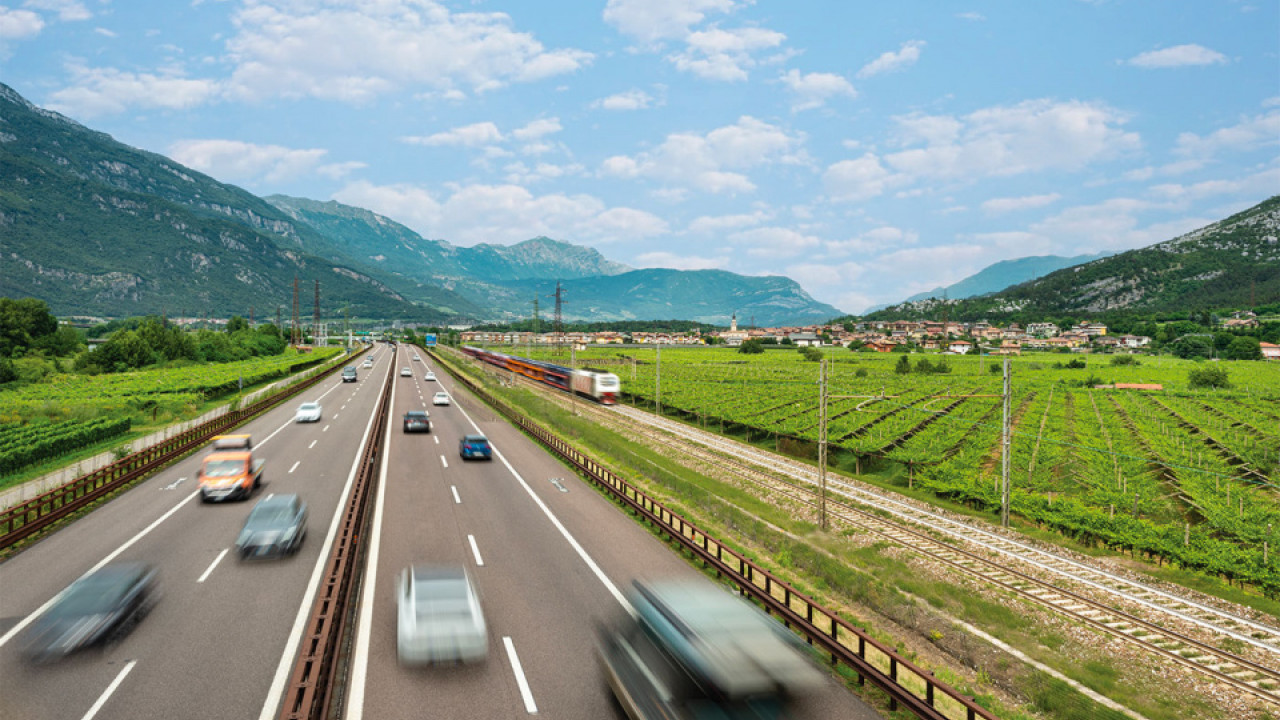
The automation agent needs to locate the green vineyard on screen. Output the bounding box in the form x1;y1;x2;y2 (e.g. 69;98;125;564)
523;346;1280;594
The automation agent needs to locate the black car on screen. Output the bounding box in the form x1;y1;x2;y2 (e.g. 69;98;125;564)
403;410;431;433
236;494;308;559
459;434;492;460
24;562;158;662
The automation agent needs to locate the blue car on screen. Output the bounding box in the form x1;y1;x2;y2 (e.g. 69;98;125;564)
459;435;492;460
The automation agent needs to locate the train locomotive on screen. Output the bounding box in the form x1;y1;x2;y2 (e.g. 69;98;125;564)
460;346;621;404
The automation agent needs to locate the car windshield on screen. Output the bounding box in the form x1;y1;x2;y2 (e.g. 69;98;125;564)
414;577;471;620
405;411;428;420
435;393;448;399
299;403;319;411
203;458;245;477
245;504;295;529
463;436;487;446
49;570;138;618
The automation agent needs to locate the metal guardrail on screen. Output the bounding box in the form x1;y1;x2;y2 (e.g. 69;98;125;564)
279;350;393;720
0;351;358;551
433;346;997;720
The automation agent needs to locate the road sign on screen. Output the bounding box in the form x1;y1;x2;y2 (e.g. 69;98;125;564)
423;333;437;347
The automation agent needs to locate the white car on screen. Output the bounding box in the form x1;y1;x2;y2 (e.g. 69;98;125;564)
412;355;421;362
432;392;450;406
424;372;436;381
400;367;412;377
295;402;322;423
397;566;488;665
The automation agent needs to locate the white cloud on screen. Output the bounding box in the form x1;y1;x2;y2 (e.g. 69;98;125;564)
882;99;1141;181
981;193;1062;215
634;251;727;270
23;0;90;22
223;0;592;104
779;69;855;111
956;12;985;21
512;117;562;141
0;7;44;39
503;161;584;185
592;89;653;110
1147;166;1280;203
333;180;443;234
602;0;737;44
335;181;665;246
606;116;804;194
784;262;865;294
729;226;822;258
668;26;786;81
1173;110;1280;160
823;154;898;202
47;64;220;118
404;121;504;147
92;26;115;37
857;40;924;78
1127;44;1227;68
825;226;918;255
168;139;357;184
687;211;770;234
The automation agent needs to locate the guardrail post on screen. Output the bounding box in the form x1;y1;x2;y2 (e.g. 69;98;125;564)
889;658;898;710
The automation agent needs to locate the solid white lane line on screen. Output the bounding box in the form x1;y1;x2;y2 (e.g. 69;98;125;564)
80;659;137;720
258;366;389;720
343;368;397;720
451;486;461;504
453;402;634;616
467;534;484;567
0;489;201;648
197;548;230;583
503;637;538;714
440;455;448;468
308;440;317;449
289;461;300;474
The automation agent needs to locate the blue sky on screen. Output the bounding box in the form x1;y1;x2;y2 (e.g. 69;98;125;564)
2;1;1277;314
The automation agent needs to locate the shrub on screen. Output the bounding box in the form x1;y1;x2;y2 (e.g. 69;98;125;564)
738;339;765;354
1188;365;1230;389
1109;355;1140;366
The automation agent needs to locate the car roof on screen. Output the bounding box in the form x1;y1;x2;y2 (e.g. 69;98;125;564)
404;410;429;417
255;493;298;509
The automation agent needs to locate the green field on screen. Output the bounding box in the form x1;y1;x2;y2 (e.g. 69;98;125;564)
0;347;342;481
515;345;1280;595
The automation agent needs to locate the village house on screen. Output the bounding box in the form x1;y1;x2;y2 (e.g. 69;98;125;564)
1072;323;1108;337
948;339;973;354
1261;342;1280;360
1026;322;1059;338
789;332;822;347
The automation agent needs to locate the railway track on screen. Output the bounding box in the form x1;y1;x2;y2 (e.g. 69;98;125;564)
590;403;1280;704
503;374;1280;707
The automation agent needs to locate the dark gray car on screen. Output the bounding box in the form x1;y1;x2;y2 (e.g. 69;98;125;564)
236;494;307;559
23;562;158;663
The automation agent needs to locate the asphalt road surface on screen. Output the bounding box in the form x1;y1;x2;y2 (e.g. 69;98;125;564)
0;346;881;720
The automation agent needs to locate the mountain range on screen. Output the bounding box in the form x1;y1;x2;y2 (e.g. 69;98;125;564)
871;252;1114;311
866;195;1280;321
0;82;842;327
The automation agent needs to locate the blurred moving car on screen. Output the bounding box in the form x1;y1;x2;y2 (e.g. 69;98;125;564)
597;580;823;720
400;367;412;377
342;366;358;382
432;392;450;406
413;354;421;362
295;402;323;423
236;494;307;559
23;562;158;662
403;410;431;433
458;435;491;460
397;566;488;665
424;371;437;381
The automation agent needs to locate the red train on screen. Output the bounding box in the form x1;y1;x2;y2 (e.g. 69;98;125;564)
460;346;620;404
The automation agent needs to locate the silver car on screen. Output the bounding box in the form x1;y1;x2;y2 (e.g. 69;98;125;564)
295;402;322;423
236;494;307;559
397;566;488;665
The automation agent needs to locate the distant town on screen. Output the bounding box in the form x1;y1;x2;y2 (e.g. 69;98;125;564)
459;311;1280;360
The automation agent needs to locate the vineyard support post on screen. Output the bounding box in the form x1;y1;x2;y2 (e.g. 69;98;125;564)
655;343;662;416
570;346;578;417
818;358;828;531
1001;357;1011;528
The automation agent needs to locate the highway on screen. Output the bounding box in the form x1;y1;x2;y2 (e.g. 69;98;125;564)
0;345;879;720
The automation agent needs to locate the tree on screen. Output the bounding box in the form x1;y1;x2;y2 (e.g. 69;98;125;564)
738;339;765;354
894;354;912;374
1171;335;1212;359
0;297;59;357
225;315;249;334
1225;336;1262;361
1188;365;1230;389
799;346;823;362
